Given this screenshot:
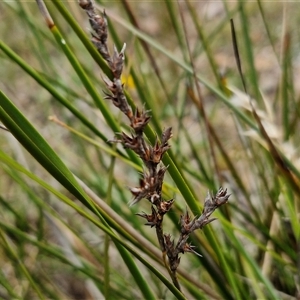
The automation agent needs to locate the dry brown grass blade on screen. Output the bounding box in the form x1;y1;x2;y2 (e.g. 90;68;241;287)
230;17;300;197
178;1;221;185
251;103;300;197
121;0;169;99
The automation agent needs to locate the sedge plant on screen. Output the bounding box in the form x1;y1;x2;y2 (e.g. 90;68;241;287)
0;0;299;299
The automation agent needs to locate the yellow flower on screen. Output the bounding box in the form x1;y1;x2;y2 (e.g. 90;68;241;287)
121;73;135;89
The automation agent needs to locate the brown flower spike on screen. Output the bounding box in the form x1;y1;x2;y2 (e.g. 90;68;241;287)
79;0;230;292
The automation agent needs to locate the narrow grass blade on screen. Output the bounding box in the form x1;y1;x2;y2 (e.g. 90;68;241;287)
0;230;45;299
0;40;108;141
0;146;184;299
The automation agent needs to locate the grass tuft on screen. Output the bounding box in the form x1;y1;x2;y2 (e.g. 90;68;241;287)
0;1;299;299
